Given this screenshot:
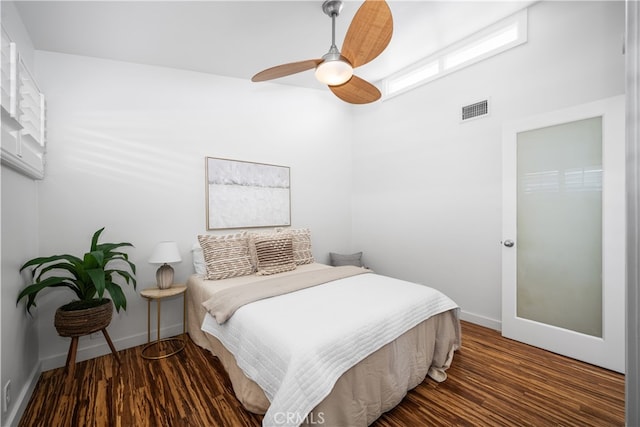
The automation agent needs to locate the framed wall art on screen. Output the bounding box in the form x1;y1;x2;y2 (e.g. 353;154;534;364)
205;157;291;230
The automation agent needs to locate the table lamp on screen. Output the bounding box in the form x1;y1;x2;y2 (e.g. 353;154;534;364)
149;241;182;289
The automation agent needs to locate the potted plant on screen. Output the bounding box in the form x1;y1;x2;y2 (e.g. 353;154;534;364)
17;227;136;337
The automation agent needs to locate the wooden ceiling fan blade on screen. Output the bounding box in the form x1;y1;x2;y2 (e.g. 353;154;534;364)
329;75;381;104
251;59;323;82
341;0;393;68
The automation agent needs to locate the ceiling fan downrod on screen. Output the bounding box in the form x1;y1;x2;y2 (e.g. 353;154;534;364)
322;0;343;53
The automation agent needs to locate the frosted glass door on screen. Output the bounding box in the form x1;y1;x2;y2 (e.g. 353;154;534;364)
501;96;625;373
516;117;602;337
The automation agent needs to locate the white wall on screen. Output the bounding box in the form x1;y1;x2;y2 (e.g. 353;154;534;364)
1;169;40;427
350;1;625;329
32;51;355;368
1;2;41;425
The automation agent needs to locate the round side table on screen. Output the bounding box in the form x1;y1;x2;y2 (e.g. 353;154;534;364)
140;285;187;360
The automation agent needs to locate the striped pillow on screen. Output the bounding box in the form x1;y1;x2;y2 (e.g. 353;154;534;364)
276;228;314;265
247;230;276;270
198;233;254;280
253;233;297;276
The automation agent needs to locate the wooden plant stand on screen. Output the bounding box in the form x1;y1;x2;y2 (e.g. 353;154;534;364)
64;329;120;378
54;299;121;378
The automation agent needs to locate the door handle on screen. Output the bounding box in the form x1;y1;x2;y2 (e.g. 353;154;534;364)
503;239;515;247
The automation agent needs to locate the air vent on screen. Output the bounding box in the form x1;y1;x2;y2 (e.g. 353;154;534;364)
461;99;489;121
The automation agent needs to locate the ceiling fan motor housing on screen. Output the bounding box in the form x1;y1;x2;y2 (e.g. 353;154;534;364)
322;0;344;17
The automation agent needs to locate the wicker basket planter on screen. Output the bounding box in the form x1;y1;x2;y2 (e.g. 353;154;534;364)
54;298;113;337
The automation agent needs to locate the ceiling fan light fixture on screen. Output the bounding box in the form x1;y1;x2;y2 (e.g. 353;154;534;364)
315;56;353;86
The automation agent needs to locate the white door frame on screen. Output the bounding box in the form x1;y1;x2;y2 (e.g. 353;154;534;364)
502;95;626;373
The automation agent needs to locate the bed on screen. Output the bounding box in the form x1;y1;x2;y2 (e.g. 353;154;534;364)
186;230;460;427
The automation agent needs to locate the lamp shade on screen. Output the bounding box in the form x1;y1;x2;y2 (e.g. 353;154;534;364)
148;241;182;264
315;59;353;86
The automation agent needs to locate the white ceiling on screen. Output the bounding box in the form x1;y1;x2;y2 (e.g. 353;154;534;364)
14;0;534;91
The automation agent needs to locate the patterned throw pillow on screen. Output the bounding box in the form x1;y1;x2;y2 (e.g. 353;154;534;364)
198;233;254;280
253;233;297;276
247;230;276;270
275;228;315;265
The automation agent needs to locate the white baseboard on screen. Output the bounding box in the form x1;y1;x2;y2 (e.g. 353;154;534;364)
40;323;184;371
3;361;41;427
459;309;502;331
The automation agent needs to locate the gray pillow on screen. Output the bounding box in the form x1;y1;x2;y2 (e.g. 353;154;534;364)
329;252;363;267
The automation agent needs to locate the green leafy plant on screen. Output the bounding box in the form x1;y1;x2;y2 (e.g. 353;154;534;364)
17;227;136;314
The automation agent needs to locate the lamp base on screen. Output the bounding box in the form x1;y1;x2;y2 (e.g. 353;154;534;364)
156;264;174;289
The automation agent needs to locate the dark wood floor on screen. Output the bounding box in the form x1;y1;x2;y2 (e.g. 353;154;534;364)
19;321;624;427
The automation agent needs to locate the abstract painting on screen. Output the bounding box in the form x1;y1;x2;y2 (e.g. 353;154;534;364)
206;157;291;229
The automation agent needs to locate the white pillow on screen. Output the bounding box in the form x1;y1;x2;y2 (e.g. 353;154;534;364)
191;242;207;275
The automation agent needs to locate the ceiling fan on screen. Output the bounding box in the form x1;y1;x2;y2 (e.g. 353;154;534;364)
251;0;393;104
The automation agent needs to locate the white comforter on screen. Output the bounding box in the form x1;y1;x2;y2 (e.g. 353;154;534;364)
201;272;459;427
